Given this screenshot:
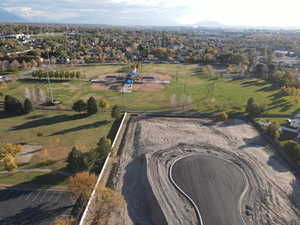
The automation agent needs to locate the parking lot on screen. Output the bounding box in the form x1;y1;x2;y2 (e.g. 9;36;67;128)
0;189;75;225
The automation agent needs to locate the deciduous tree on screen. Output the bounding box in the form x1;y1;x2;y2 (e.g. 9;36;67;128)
68;172;97;203
111;105;121;120
99;98;109;111
92;186;124;225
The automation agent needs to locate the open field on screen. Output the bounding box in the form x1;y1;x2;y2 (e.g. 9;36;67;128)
1;64;300;122
0;110;113;187
108;116;300;225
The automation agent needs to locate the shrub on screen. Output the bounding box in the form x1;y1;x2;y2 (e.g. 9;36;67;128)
215;111;228;121
111;105;122;120
99;98;109;111
266;122;280;140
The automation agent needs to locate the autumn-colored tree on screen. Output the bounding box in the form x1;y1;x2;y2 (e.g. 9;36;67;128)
99;98;109;111
51;217;74;225
68;172;97;203
92;186;125;225
226;64;234;73
0;144;22;159
0;144;22;171
3;154;17;171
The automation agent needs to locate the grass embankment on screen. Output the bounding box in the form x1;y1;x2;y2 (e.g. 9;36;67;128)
0;110;113;187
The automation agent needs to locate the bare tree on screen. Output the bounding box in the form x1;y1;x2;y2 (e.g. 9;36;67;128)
35;88;46;104
91;185;124;225
170;94;177;107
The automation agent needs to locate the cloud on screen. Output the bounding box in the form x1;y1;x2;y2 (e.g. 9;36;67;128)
1;0;300;27
4;7;81;20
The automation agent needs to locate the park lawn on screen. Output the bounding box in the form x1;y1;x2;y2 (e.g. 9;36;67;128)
0;110;113;187
63;64;125;79
1;64;300;121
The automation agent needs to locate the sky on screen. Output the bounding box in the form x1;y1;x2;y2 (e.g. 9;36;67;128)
0;0;300;27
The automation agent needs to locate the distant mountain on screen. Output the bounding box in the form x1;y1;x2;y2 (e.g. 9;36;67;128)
0;8;24;22
195;21;224;27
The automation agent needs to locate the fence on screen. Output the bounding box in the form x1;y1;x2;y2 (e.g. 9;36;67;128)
78;112;128;225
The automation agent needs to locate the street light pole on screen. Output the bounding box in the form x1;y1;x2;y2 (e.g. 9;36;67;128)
47;51;54;103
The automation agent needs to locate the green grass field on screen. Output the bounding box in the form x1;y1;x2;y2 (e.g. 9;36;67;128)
1;64;299;118
0;110;113;187
1;64;300;187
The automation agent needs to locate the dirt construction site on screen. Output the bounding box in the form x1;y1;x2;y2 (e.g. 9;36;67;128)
107;116;300;225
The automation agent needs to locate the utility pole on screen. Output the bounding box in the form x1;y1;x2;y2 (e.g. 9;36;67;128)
47;51;54;103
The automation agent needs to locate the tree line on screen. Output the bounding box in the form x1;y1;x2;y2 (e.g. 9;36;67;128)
32;70;82;80
72;97;122;120
4;95;34;115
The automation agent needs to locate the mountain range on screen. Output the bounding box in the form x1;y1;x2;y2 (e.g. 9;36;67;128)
0;8;24;22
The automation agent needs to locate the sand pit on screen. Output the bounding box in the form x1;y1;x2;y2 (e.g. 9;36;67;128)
91;72;172;92
107;116;300;225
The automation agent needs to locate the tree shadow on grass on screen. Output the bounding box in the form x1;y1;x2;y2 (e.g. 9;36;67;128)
240;80;267;87
0;111;22;119
26;114;45;120
26;160;58;169
269;90;286;101
49;120;111;136
10;113;89;131
256;84;279;92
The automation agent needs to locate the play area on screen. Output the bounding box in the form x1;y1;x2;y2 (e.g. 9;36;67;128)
90;64;171;93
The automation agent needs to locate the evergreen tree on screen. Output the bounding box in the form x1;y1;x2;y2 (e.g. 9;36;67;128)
66;147;86;172
4;95;23;114
89;137;112;173
72;99;87;112
23;98;33;114
87;97;98;114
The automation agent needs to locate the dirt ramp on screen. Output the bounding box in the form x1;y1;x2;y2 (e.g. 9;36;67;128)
121;155;168;225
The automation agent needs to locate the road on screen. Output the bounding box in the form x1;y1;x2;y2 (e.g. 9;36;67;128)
172;155;246;225
0;189;75;225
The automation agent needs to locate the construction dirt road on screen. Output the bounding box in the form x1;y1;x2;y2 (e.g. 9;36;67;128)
108;116;300;225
